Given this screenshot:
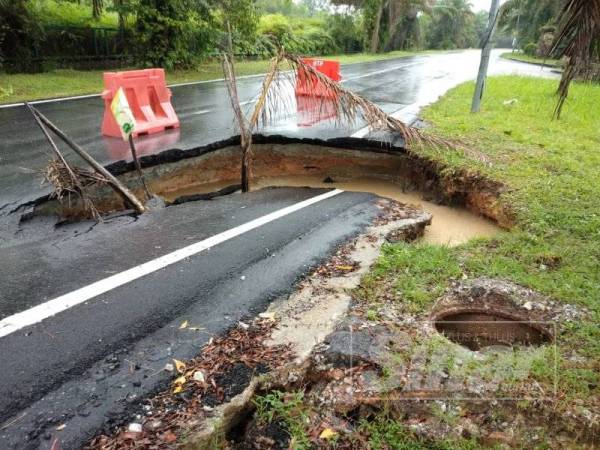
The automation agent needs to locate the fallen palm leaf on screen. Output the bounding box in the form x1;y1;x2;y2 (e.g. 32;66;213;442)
28;104;146;214
262;52;451;149
28;102;106;221
222;49;452;193
42;159;106;220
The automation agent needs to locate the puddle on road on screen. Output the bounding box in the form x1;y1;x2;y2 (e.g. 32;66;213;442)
164;176;500;246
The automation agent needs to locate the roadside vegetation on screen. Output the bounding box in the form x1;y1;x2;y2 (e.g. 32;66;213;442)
500;51;562;68
0;0;500;104
364;74;600;401
0;0;492;71
243;75;600;449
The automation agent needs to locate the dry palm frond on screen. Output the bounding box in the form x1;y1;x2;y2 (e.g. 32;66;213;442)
256;52;452;149
42;159;107;220
551;0;600;118
222;50;455;192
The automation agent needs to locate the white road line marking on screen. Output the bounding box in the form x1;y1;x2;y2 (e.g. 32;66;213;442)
0;73;269;110
179;109;211;118
0;59;423;109
0;93;102;109
342;62;420;83
351;103;418;138
0;189;344;339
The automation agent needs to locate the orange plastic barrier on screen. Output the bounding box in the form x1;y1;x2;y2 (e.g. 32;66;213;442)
296;96;337;127
101;68;179;138
295;58;341;98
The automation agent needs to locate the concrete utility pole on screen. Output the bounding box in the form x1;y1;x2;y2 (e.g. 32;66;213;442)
471;0;501;113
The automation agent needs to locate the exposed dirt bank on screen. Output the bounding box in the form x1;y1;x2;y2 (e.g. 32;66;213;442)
24;136;508;245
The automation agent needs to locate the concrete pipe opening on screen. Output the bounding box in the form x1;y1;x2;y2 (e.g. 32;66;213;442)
433;309;552;351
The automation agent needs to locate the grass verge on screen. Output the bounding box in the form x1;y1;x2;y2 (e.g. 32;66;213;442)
0;50;421;105
501;51;562;68
361;75;600;403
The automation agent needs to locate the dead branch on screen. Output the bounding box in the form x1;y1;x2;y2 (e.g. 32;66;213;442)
28;105;146;214
27;103;103;219
128;134;152;200
222;52;253;192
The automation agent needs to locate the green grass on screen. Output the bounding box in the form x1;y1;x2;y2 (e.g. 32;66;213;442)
253;390;311;449
360;75;600;402
501;51;562;68
357;416;481;450
0;50;421;105
252;391;483;449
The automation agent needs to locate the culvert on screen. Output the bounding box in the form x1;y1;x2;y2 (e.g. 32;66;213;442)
433;309;552;351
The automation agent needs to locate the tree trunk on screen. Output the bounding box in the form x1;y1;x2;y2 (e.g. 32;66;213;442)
370;1;384;53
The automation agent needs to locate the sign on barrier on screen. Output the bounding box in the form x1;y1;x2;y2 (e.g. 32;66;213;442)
101;68;180;138
295;58;341;98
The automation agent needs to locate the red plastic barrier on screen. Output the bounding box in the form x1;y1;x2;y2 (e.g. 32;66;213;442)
101;68;179;138
295;58;341;98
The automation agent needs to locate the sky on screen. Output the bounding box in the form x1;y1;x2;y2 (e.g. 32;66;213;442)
470;0;509;13
470;0;492;12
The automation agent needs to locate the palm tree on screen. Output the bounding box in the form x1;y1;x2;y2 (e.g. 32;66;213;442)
551;0;600;117
427;0;476;49
499;0;560;50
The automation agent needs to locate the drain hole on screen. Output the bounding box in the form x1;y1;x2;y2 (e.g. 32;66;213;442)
434;312;551;351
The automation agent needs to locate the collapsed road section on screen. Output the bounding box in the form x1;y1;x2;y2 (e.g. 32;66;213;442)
0;135;507;449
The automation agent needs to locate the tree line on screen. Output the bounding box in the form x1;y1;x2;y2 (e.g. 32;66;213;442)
1;0;505;73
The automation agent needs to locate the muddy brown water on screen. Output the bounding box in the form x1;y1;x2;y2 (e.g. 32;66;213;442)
164;176;500;246
32;143;503;246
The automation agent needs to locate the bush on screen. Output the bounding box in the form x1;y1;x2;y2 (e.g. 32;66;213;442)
327;13;363;53
28;0;120;28
0;0;44;72
135;0;201;69
257;14;338;56
523;42;537;56
257;13;292;42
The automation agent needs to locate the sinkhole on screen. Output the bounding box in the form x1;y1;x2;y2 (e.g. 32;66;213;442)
26;139;507;244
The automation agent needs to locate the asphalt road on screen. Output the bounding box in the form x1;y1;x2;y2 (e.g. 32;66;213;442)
0;49;558;212
0;188;382;449
0;49;559;449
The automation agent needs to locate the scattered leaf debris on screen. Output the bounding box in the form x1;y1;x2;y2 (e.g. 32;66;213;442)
86;319;293;450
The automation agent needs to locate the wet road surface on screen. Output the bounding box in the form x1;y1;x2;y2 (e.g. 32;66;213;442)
0;49;558;211
0;188;380;449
